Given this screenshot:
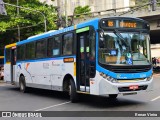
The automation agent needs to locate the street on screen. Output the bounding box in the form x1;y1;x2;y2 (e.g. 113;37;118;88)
0;74;160;119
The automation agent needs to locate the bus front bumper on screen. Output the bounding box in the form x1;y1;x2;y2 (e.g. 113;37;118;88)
97;77;153;96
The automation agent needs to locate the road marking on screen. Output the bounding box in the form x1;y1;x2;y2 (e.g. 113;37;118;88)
151;96;160;101
35;101;71;111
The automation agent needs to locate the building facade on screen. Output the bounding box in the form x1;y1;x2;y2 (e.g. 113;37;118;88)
40;0;135;15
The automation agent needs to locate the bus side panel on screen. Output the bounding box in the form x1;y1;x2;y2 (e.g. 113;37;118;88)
29;61;51;89
51;58;76;91
16;62;33;86
16;58;76;91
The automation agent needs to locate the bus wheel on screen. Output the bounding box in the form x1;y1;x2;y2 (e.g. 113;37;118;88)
69;79;78;103
109;94;118;99
19;76;27;93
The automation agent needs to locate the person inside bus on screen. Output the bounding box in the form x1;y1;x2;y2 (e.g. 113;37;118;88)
63;39;72;55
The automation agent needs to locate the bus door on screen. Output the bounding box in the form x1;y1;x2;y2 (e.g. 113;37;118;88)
76;27;96;92
5;46;16;84
11;47;16;84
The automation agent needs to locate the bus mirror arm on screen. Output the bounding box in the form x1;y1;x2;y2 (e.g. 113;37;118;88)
97;29;104;37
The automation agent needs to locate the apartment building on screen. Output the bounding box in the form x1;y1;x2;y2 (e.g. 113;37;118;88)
40;0;135;15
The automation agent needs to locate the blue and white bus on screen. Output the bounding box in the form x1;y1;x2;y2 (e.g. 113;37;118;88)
4;17;153;102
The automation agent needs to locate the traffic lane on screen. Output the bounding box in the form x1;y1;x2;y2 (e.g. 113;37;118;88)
0;75;159;112
0;85;146;112
0;85;143;111
0;85;70;111
37;76;160;111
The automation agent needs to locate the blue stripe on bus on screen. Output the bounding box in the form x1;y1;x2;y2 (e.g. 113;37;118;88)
97;65;152;79
16;56;76;64
76;18;99;29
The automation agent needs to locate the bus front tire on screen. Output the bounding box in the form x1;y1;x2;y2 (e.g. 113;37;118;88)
19;76;27;93
109;94;118;99
69;79;78;103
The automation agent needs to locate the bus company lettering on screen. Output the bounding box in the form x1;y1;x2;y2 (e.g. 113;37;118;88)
43;63;49;69
52;61;60;66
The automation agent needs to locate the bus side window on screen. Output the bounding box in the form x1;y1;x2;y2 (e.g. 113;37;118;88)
26;42;35;59
62;33;73;55
36;40;46;58
17;45;25;61
52;37;60;56
47;36;60;57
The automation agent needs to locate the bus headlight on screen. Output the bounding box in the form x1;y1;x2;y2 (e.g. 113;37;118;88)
146;75;152;81
107;76;117;83
99;72;117;83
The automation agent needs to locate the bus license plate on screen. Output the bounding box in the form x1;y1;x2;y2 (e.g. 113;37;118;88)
129;85;139;90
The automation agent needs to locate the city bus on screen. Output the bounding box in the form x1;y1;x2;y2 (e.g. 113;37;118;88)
4;17;153;102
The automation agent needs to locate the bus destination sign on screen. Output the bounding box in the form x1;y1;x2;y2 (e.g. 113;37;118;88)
101;18;147;29
119;21;136;28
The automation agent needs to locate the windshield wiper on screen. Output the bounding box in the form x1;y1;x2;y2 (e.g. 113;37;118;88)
114;29;128;47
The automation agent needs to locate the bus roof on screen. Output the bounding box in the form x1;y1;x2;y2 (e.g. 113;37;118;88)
5;43;16;49
15;17;146;46
16;18;100;46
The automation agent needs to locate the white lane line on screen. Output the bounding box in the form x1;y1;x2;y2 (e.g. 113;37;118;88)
35;101;71;111
151;96;160;102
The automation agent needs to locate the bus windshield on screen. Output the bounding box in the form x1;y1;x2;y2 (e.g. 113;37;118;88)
99;31;150;65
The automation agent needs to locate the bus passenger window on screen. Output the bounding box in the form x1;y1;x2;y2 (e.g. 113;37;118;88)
62;33;73;55
26;42;35;59
52;37;60;56
36;40;46;58
47;36;60;57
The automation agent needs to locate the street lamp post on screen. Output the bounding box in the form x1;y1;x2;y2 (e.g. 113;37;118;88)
1;2;47;32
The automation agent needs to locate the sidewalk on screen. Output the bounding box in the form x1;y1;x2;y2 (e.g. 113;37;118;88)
0;80;5;84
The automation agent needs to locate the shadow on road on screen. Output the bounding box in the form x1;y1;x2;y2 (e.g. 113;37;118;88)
7;86;145;109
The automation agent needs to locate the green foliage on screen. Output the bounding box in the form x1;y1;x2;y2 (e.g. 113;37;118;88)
135;0;150;6
74;5;91;18
0;0;58;55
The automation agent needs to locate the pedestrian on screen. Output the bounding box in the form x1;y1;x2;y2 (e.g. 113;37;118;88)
152;57;157;66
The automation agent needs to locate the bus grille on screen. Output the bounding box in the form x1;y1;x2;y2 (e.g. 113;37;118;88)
118;85;148;92
110;66;151;73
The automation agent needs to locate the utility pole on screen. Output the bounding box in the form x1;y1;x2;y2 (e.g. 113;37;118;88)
17;0;20;41
65;0;68;27
152;0;157;11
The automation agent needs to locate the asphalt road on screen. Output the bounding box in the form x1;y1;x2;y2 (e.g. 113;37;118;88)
0;75;160;119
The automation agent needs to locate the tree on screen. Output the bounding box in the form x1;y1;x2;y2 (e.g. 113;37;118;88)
0;0;58;55
74;5;91;18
